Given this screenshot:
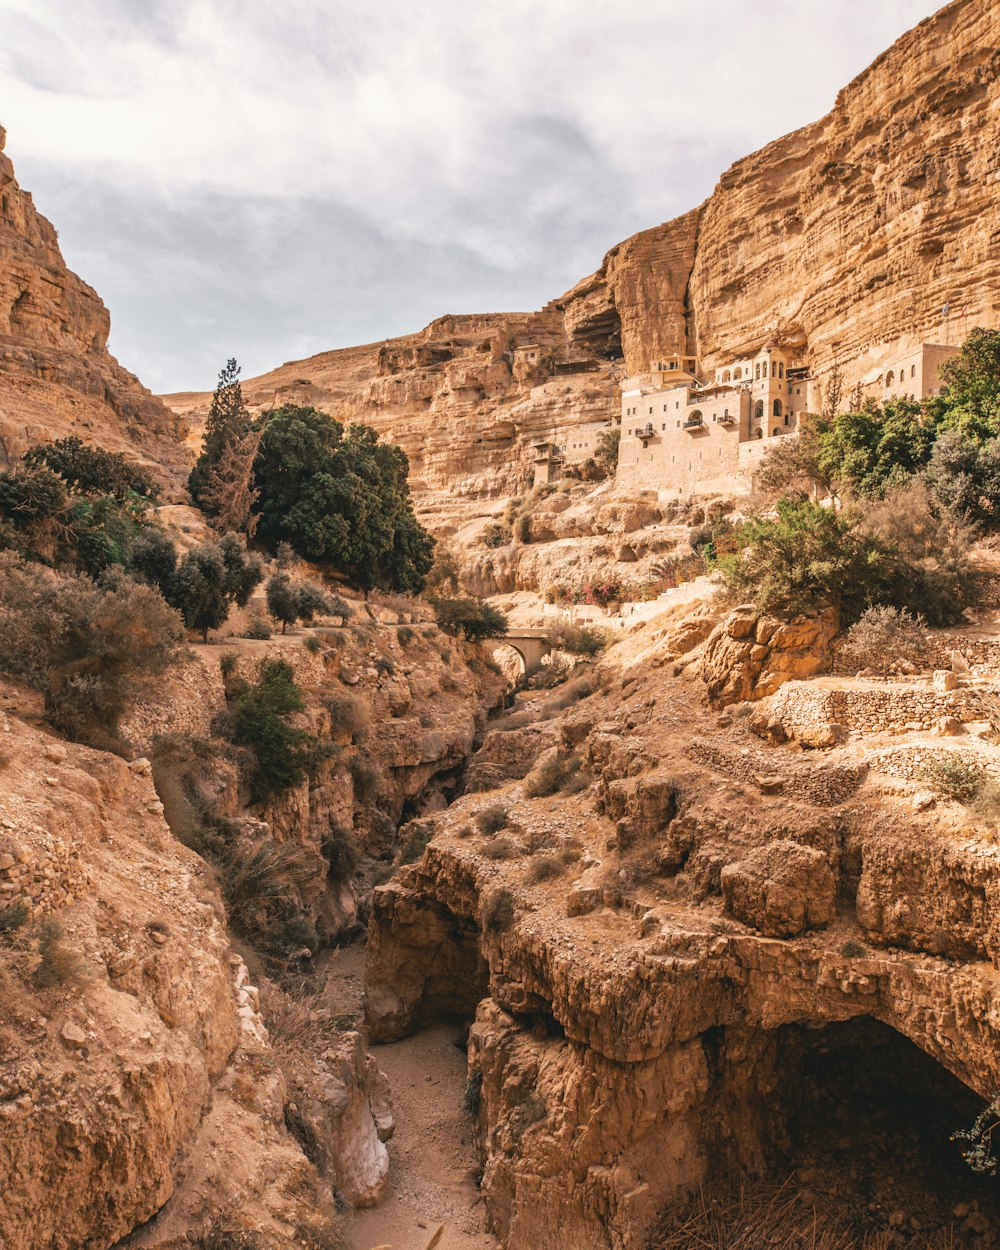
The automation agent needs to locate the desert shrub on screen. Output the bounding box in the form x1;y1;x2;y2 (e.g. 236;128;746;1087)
482;886;515;933
840;605;928;673
921;755;987;805
475;803;509;835
0;903;28;935
324;693;369;740
545;624;612;658
840;940;867;958
31;920;83;989
526;854;565;883
243;615;272;640
528;657;573;689
480;836;519;861
219;652;239;681
303;633;322;653
0;557;184;747
481;523;511;549
463;1070;483;1116
223;659;316;802
971;780;1000;821
440;649;451;665
397;625;415;646
322;824;360;880
954;1091;1000;1175
397;821;434;865
348;755;383;804
513;513;532;544
375;656;395;677
218;835;313;951
431;597;509;641
524;750;583;798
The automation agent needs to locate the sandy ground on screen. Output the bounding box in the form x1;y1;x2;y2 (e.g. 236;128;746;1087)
322;945;498;1250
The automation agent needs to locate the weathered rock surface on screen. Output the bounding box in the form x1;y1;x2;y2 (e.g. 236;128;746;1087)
364;612;1000;1250
699;606;839;706
0;127;189;485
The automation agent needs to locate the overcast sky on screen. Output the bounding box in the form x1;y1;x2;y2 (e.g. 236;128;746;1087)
0;0;941;394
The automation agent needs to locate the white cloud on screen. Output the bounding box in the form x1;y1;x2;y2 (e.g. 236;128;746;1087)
0;0;941;389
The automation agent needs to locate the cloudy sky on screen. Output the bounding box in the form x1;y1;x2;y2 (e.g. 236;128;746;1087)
1;0;940;394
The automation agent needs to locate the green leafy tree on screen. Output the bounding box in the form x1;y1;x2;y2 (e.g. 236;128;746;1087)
23;437;159;500
431;597;508;641
265;571;330;633
224;658;315;802
815;398;934;499
924;429;1000;526
169;534;263;641
934;328;1000;437
189;358;253;507
253;405;435;594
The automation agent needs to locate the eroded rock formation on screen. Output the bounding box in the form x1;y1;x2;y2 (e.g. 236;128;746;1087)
365;610;1000;1249
0;126;188;484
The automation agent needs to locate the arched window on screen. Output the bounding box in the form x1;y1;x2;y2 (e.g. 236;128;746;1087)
911;364;917;378
755;364;761;380
772;427;782;437
773;399;783;417
886;370;895;387
755;400;765;420
779;363;784;379
755;428;763;439
734;367;742;380
771;361;777;378
722;370;731;383
784;414;789;426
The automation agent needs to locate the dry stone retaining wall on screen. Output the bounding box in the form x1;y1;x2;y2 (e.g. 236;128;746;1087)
769;681;996;735
686;738;865;806
865;745;1000;783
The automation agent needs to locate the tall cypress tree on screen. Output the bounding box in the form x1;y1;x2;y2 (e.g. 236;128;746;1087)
189;358;252;507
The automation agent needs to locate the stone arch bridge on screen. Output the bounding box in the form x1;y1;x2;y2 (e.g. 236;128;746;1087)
487;628;552;674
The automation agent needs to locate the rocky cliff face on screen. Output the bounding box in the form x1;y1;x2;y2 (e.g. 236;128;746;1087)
0;127;189;485
165;0;999;513
365;609;1000;1249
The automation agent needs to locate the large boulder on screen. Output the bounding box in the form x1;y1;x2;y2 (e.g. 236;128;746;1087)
721;840;837;937
700;605;838;707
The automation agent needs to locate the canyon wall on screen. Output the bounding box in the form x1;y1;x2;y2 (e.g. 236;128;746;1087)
0;126;189;485
165;0;1000;510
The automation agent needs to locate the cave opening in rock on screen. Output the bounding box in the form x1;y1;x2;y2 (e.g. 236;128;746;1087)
744;1017;1000;1241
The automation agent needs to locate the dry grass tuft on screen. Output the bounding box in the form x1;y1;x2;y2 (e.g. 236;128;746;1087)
649;1178;961;1250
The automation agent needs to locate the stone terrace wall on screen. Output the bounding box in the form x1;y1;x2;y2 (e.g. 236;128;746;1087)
687;737;865;806
866;744;1000;783
769;681;995;735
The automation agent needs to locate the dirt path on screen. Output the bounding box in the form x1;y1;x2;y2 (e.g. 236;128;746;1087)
321;945;497;1250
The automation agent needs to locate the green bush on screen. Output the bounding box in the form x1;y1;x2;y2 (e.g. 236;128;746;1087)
431;597;508;641
0;903;28;935
303;633;322;654
397;625;415;646
243;616;272;640
921;755;988;806
480;836;518;861
170;534;263;642
223;658;316;802
545;625;612;657
266;571;331;634
24;436;159;500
